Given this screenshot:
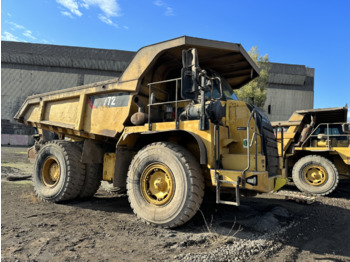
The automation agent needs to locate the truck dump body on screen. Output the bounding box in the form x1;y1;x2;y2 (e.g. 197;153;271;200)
15;36;259;140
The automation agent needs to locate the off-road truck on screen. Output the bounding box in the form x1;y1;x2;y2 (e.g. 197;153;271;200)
15;36;285;227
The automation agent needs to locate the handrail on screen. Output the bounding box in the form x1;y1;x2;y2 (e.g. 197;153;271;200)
147;78;184;131
275;126;284;159
241;108;262;186
301;123;350;149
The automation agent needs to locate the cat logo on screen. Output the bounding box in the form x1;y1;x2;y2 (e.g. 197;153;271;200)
246;175;258;186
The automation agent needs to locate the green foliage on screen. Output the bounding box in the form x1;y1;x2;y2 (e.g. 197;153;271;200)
234;46;270;109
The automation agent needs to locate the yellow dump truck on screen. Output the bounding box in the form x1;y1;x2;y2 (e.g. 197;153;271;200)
272;106;350;196
15;36;284;228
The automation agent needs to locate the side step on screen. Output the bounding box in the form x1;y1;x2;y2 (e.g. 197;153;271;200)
215;172;241;206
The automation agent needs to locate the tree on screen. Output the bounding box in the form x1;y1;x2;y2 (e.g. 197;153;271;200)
234;46;270;109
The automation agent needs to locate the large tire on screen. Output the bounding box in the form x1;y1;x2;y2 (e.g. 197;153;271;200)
79;164;102;199
252;106;279;177
127;142;204;228
261;122;279;177
33;141;86;202
292;155;339;196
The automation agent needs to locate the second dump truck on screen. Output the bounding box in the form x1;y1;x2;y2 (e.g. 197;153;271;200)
15;36;284;228
273;106;350;195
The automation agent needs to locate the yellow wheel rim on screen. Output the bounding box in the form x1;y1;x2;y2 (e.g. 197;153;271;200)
41;156;61;187
302;164;327;186
140;163;175;206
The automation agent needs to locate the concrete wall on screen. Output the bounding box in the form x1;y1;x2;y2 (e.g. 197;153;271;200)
1;41;135;124
264;63;314;121
1;134;34;146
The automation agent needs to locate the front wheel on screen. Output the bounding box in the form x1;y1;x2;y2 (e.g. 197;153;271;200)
127;142;204;228
292;155;339;196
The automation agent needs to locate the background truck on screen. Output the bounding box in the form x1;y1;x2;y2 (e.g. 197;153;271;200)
15;36;284;228
272;106;350;195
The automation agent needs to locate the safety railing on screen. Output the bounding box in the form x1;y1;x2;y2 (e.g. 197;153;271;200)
241;109;263;187
302;123;350;149
147;78;191;131
274;126;284;158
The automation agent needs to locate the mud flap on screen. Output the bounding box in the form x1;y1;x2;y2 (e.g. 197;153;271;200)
274;177;287;192
27;146;37;163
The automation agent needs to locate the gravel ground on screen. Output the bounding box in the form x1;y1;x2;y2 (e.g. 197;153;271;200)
2;146;350;261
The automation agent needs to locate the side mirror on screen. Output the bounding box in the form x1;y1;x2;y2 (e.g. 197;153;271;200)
181;48;200;100
342;123;350;134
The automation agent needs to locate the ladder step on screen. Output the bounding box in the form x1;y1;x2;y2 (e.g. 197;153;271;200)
218;200;240;206
218;180;238;185
215;173;241;206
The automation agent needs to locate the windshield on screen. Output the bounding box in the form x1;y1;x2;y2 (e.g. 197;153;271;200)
205;70;237;100
313;124;345;135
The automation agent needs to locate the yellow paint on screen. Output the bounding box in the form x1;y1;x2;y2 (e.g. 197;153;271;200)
120;120;228;169
335;148;350;165
41;156;60;188
209;169;275;193
83;95;133;137
303;164;327;186
103;153;116;182
75;94;87;130
23;103;40;122
225;100;261;155
289;113;304;122
140;163;175;206
222;154;266;172
44;98;79;125
274;177;287;192
221;138;238;147
274;113;305;157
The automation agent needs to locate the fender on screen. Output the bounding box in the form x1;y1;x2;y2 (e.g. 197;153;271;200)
119;129;207;165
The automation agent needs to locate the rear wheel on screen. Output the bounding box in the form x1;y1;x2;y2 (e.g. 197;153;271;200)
79;164;102;199
33;141;86;202
127;142;204;228
292;155;339;196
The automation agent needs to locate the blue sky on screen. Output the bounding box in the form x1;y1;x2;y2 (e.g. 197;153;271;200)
2;0;350;118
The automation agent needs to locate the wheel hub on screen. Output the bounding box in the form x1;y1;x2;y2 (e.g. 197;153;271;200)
42;156;60;187
154;177;166;191
303;164;327;186
140;163;175;206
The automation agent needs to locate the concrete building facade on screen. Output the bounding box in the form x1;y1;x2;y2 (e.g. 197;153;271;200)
1;41;314;144
1;41;135;124
263;63;314;121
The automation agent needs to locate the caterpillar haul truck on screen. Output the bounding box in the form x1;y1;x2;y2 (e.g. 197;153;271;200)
272;106;350;196
15;36;285;228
